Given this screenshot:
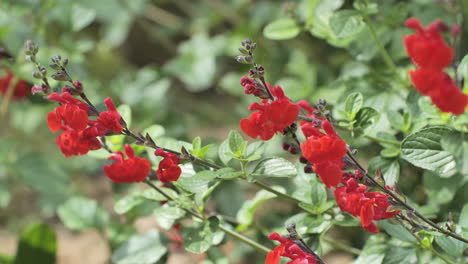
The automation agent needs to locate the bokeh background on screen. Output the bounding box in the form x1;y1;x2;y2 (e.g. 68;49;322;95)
1;0;467;263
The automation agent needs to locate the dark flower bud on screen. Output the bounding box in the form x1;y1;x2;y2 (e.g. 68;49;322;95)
312;110;321;116
250;42;257;51
299;156;308;164
63;58;69;67
241;39;252;47
318;98;326;105
288;145;299;154
49;63;59;70
282;142;290;151
52;55;62;63
31;84;49;95
304;165;313;173
451;24;460;36
39;66;47;75
248;69;256;77
257;66;265;74
73;80;83;92
62;85;80;95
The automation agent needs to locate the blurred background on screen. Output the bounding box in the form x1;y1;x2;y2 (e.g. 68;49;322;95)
0;0;467;263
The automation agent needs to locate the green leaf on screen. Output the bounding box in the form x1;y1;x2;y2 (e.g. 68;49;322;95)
459;204;468;228
251;157;297;179
423;172;462;205
218;139;232;165
228;130;247;158
71;5;97;32
114;195;144;214
382;247;417;264
57;197;109;231
293;178;328;214
457;53;468;80
214;168;243;180
236;188;282;231
380;220;417;243
154;204;186;230
182;216;219;254
344;92;363;120
143;124;165;139
176;170;216;193
141;187;178;201
329;10;365;38
354;107;380;135
353;235;387;264
191;137;213;159
112;230;167;264
435;235;464;257
263;18;301;40
401;127;457;177
13;223;56;264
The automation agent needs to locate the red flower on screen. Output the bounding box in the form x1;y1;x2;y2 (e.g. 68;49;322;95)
104;144;151;183
404;18;453;70
47;104;89;132
240;84;299;141
155;149;182;183
312;161;344;188
266;232;317;264
301;134;347;164
48;92;89;111
96;97;123;134
300;120;347;188
404;18;468;115
0;71;30;99
334;178;399;233
56;127;101;157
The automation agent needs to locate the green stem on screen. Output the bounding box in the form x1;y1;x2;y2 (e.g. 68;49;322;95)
321;236;361;256
364;135;400;146
253;181;301;204
218;225;271;255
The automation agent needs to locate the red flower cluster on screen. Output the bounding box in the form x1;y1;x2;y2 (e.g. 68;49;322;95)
0;71;30;99
300;119;347;188
94;97;124;134
47;92;124;157
104;144;151;183
404;17;468;115
240;84;300;141
155;149;182;183
47;92;101;157
266;232;317;264
334;177;399;233
240;76;262;96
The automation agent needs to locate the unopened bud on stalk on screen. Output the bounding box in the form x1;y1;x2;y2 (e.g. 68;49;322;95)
235;55;253;64
26;55;36;62
51;70;70;81
24;40;38;55
32;70;42;79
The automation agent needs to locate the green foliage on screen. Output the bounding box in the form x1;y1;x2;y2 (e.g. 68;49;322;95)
57;197;109;231
112;230;167;264
251;157;297;179
401;127;457;177
236;188;281;231
13;223;56;264
182;217;220;254
263;18;301;40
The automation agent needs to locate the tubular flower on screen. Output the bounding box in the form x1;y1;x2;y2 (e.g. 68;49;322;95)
0;71;31;99
47;104;89;132
96;97;123;134
403;18;453;70
404;17;468;115
155;149;182;183
334;178;399;233
300;120;347;188
240;84;299;141
104;144;151;183
266;233;317;264
56;127;101;157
